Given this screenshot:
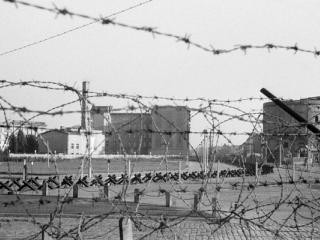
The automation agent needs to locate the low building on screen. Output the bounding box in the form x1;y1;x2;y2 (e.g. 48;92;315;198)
38;128;105;155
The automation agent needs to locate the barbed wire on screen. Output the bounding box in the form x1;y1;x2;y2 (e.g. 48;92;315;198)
0;0;154;57
2;0;320;58
0;85;320;238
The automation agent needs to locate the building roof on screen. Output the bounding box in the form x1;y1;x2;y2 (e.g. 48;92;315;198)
264;97;320;107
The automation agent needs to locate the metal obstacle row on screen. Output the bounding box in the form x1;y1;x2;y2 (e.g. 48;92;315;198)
0;166;275;194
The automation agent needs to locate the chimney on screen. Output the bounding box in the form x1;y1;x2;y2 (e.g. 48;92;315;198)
81;81;89;129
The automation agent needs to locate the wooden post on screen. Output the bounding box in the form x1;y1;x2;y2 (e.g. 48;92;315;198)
134;188;140;203
23;159;28;181
193;193;200;211
292;162;296;182
165;191;171;207
41;227;53;240
255;160;258;180
73;184;79;198
212;197;218;218
178;161;182;182
42;180;48;196
104;184;109;199
119;216;133;240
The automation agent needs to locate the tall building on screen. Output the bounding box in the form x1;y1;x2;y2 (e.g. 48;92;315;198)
105;113;152;155
151;105;190;155
263;97;320;163
91;105;190;155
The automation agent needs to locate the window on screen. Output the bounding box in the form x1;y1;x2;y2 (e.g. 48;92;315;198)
315;116;319;123
71;143;74;149
76;144;79;149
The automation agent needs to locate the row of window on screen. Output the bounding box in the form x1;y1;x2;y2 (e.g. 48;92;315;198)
70;143;80;149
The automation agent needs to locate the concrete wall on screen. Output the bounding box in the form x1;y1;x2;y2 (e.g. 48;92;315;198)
151;106;190;155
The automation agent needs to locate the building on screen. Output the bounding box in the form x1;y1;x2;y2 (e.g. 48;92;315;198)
151;105;190;155
91;105;152;154
105;113;152;155
91;105;190;155
263;97;320;164
38;128;105;155
91;106;113;132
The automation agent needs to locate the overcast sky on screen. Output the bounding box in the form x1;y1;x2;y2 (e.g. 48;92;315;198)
1;0;320;146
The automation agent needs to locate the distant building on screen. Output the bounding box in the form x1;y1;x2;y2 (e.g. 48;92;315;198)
263;98;320;164
91;105;190;155
151;105;190;155
38;128;105;155
91;106;112;132
105;113;152;154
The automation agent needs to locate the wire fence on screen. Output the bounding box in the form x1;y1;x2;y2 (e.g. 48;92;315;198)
1;1;320;239
0;79;319;239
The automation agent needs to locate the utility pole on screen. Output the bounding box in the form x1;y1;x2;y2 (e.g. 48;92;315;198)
279;137;283;167
203;130;208;173
80;81;92;178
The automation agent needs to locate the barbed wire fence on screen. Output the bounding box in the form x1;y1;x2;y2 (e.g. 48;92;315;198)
0;80;319;240
1;1;320;239
2;0;320;57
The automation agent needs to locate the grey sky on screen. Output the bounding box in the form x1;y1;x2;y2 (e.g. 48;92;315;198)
1;0;320;145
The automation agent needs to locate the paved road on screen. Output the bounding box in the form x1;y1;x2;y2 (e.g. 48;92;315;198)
0;215;319;240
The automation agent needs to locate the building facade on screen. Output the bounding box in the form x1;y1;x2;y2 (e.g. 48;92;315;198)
91;105;190;155
104;113;152;155
263;98;320;164
151;105;190;155
38;128;105;155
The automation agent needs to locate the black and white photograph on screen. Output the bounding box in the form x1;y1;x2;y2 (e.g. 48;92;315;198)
0;0;320;239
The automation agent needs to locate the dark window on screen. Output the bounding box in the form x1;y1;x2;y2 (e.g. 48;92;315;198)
315;116;319;123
